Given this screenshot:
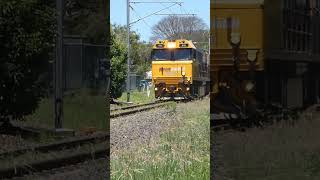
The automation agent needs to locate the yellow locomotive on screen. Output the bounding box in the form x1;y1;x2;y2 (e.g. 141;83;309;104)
151;39;210;100
211;0;320;121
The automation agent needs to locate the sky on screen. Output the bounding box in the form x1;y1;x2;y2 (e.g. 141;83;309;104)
111;0;210;42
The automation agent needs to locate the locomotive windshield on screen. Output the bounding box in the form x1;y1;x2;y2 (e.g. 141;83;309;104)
152;49;192;61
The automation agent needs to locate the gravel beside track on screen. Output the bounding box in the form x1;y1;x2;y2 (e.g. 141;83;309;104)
111;107;176;151
0;135;35;154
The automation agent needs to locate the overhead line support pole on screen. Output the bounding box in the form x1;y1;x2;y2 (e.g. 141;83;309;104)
55;0;63;129
127;0;131;102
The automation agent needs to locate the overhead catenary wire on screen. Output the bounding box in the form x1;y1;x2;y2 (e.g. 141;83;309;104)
173;0;193;17
131;1;183;4
130;5;153;29
129;0;196;36
130;3;174;41
154;13;196;15
130;2;181;25
159;1;176;15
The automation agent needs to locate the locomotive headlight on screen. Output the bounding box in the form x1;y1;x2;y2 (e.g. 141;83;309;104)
230;33;241;44
167;42;176;48
186;87;190;91
245;81;255;92
247;50;258;62
155;87;158;91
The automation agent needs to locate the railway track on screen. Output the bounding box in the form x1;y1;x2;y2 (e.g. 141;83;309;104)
110;101;172;118
0;100;179;178
0;133;109;179
0;99;200;178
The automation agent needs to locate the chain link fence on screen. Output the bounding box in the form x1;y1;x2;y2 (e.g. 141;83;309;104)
63;39;109;94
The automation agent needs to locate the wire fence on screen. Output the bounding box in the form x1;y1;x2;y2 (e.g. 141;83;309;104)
61;41;109;94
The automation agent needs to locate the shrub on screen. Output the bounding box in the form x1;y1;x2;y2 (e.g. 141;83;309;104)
0;0;55;122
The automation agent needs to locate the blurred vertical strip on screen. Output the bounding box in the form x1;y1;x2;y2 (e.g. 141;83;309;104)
105;0;111;179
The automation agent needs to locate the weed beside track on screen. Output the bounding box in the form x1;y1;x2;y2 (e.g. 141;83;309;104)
111;97;210;180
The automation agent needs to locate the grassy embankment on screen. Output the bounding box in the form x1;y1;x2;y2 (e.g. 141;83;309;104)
118;88;156;104
111;98;210;180
25;89;108;131
215;108;320;180
28;88;154;130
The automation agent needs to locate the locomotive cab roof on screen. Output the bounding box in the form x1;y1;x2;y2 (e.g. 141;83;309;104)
211;0;264;8
153;39;197;49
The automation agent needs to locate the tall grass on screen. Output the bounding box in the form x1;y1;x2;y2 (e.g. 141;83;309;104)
216;110;320;180
111;98;210;180
118;88;156;104
25;89;108;131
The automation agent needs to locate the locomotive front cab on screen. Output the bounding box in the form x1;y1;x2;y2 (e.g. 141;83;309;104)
151;40;196;99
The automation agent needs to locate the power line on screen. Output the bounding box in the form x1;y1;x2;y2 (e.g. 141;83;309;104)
168;0;192;16
130;5;153;29
159;1;176;14
155;13;196;16
130;2;181;25
131;1;183;4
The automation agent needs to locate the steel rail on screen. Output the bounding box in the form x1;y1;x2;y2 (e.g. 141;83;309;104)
0;134;108;158
110;101;162;112
110;102;171;118
0;145;108;179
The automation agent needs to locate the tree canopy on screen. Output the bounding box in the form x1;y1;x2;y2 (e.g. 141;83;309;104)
112;25;152;76
64;0;108;44
110;27;127;99
0;0;55;122
110;24;152;99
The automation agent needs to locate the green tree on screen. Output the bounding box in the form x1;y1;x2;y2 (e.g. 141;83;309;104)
131;41;152;76
0;0;55;122
110;24;153;99
64;0;108;44
112;24;152;76
110;27;127;99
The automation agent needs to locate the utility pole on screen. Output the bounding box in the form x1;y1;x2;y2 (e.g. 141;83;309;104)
55;0;63;129
127;0;131;102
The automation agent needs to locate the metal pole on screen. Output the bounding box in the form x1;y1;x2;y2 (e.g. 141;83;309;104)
127;0;131;102
55;0;63;129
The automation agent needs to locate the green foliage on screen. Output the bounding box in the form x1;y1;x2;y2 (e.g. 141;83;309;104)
26;89;108;130
110;25;153;99
110;28;127;99
0;0;55;122
112;24;152;76
64;0;108;44
118;89;155;104
132;42;152;76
